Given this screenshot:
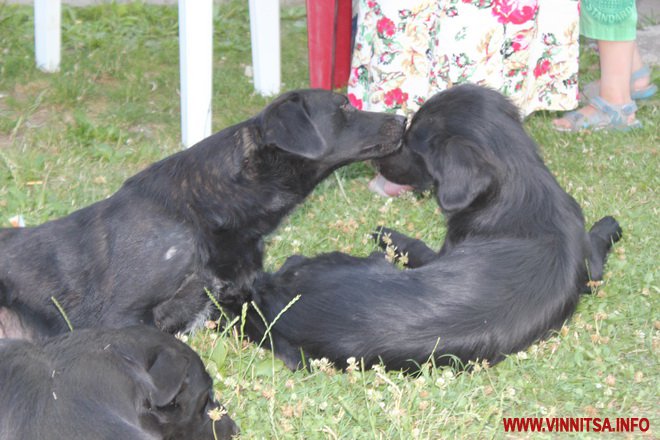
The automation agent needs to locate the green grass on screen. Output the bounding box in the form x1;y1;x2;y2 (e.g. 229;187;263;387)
0;1;658;438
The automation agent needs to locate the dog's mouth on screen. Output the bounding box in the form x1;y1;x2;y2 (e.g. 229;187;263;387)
360;115;407;159
370;141;433;191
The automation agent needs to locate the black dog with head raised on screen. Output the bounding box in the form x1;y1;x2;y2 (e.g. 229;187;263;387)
0;89;405;340
236;85;622;371
0;325;237;439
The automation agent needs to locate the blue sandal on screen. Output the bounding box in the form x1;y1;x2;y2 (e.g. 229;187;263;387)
583;65;657;101
554;96;642;132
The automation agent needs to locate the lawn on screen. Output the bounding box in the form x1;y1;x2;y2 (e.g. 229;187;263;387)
0;1;657;438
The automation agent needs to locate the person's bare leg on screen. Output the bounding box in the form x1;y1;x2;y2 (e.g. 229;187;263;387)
577;42;650;97
631;42;644;73
598;40;634;104
554;40;636;129
631;42;651;92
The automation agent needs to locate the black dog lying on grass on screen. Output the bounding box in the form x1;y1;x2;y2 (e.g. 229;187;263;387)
234;85;622;372
0;89;405;340
0;325;237;440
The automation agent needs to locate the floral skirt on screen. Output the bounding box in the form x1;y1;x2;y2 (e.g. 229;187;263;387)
347;0;580;117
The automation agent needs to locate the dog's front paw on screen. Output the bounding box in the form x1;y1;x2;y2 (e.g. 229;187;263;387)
217;282;251;307
153;308;186;334
371;226;409;266
591;216;623;244
371;226;396;251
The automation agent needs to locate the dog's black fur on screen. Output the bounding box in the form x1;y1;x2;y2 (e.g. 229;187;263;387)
0;325;237;440
233;85;622;372
0;89;405;340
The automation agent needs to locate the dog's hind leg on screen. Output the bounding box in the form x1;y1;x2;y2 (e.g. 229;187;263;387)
271;336;309;371
240;307;308;371
372;226;437;268
583;216;623;292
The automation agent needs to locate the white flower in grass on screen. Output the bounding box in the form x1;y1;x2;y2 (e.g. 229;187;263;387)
346;357;359;373
389;406;405;418
365;389;383;402
207;406;227;421
310;357;334;374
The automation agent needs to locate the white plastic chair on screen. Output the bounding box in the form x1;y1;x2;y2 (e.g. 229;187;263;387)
33;0;281;148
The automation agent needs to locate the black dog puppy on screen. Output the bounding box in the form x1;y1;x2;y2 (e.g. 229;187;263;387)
0;325;237;439
0;89;404;340
235;85;622;371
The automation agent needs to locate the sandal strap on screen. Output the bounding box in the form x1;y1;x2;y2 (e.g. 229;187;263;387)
556;95;641;132
631;65;651;82
582;65;655;101
562;110;586;126
590;96;637;127
559;106;610;131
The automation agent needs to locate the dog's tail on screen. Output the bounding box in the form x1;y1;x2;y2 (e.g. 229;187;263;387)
584;216;622;291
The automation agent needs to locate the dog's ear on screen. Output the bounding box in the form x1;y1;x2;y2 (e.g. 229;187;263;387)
147;348;190;407
262;95;328;159
428;136;494;212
